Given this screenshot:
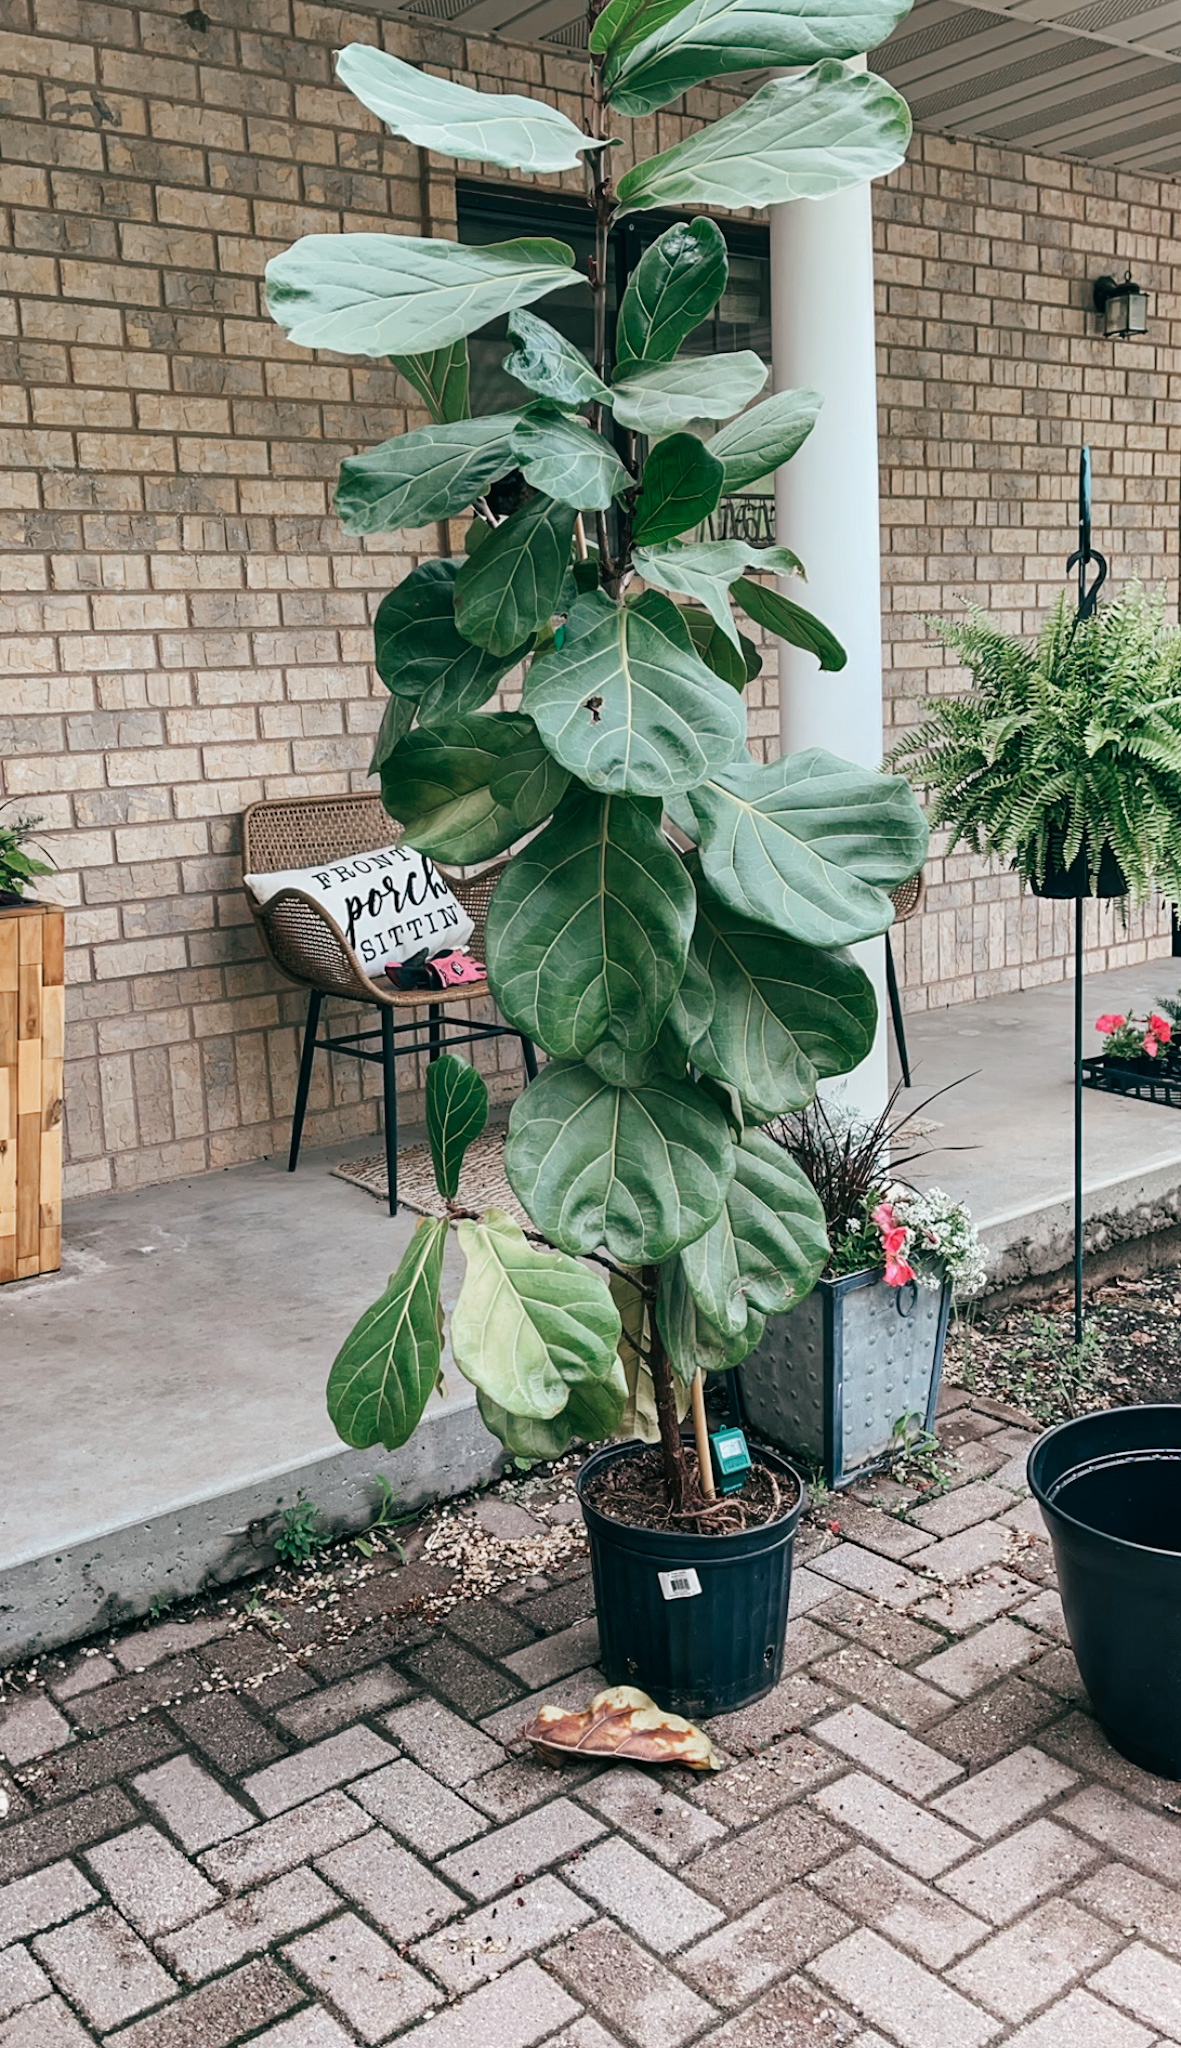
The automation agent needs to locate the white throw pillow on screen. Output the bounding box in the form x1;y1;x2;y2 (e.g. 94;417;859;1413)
245;842;474;971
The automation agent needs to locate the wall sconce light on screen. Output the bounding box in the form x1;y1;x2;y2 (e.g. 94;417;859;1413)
1093;270;1148;338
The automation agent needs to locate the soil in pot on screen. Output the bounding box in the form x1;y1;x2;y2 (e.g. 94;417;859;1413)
577;1439;802;1720
1029;1405;1181;1778
582;1442;792;1535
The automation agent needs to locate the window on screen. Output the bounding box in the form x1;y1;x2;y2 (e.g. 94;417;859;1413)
455;182;771;415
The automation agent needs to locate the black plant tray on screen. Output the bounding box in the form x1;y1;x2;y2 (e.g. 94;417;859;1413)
1082;1055;1181;1108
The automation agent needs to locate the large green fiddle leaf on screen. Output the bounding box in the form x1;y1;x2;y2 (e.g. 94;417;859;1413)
657;1255;765;1382
336;44;602;174
611;351;767;434
690;881;877;1120
631;434;724;546
523;588;745;799
732;575;846;671
369;691;415;777
682;606;761;690
381;712;569;864
635;539;802;646
706;388;820;490
373;560;527;723
681;1127;828;1341
335;414;520;536
654;940;715;1076
454;494;577;657
511;407;632;512
326;1217;447;1450
477;1364;628;1459
590;0;690;57
425;1053;488;1202
503;310;612;409
617;219;728;366
391;340;470;425
451;1208;622;1421
504;1060;734;1264
484;786;695;1058
605;0;912;115
266;233;578;357
674;748;929;946
615;65;911;215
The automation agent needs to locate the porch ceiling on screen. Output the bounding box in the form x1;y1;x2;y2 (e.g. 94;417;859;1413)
399;0;1181;178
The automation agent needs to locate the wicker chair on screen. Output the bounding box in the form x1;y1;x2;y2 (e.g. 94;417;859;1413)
887;869;924;1088
241;792;536;1214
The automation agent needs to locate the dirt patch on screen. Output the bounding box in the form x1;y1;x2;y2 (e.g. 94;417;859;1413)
947;1265;1181;1424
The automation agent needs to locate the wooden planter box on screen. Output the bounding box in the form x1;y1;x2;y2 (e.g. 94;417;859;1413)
1;903;64;1284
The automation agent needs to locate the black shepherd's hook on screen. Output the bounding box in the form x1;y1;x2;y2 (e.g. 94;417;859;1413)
1067;446;1107;620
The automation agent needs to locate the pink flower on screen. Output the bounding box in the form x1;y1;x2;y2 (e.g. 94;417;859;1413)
884;1255;916;1288
1095;1014;1125;1034
882;1225;908;1258
1143;1033;1160;1057
1150;1014;1172;1043
870;1202;895;1231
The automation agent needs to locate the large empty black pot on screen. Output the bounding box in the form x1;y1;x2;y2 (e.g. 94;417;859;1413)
1028;1405;1181;1777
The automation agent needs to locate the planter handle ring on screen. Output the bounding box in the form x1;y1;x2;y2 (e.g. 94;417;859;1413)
894;1278;919;1319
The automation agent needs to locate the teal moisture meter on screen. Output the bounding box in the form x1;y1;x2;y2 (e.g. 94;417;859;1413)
709;1425;752;1495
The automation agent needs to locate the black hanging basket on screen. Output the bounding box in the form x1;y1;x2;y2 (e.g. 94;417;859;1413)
1028;837;1128;899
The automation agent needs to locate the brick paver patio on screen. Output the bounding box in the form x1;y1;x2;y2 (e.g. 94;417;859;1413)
2;1387;1180;2048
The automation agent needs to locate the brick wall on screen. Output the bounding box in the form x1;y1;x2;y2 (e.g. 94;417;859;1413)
0;0;775;1196
1;0;1179;1195
879;130;1180;1011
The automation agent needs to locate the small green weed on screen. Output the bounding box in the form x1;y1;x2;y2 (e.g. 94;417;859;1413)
273;1492;332;1566
888;1411;952;1499
351;1474;410;1560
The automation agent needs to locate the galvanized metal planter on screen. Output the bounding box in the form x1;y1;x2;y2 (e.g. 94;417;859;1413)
738;1268;952;1490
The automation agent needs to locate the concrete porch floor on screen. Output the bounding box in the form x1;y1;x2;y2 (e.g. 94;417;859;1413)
0;1136;502;1665
896;958;1181;1289
6;959;1181;1662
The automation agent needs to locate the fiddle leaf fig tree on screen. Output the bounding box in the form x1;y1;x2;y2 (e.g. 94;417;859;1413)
275;10;928;1516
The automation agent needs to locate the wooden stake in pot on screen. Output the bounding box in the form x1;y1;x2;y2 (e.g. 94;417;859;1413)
690;1370;716;1501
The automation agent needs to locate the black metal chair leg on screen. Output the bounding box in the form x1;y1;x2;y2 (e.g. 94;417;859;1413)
885;931;911;1088
427;1002;442;1064
288;989;322;1172
521;1036;538;1081
381;1008;399;1216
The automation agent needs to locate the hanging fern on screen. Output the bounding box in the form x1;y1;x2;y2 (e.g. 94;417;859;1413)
889;584;1181;899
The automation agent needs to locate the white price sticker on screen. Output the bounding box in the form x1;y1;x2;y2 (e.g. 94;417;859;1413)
658;1567;702;1601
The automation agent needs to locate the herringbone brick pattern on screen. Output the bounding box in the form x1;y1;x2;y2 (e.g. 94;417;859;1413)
0;1389;1178;2045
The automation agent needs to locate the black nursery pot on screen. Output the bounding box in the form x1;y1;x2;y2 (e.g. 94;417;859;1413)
1029;839;1128;899
1028;1405;1181;1778
576;1440;802;1719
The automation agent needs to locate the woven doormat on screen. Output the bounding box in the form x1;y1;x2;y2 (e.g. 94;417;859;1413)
331;1129;531;1227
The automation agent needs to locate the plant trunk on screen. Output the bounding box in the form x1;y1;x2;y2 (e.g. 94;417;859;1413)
587;43;618;593
643;1266;698;1515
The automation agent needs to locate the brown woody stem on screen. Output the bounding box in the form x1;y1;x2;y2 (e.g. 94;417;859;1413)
644;1265;695;1512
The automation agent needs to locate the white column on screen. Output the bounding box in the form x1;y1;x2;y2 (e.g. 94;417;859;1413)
770;171;890;1118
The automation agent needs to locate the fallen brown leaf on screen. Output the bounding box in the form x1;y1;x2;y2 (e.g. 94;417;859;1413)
523;1685;721;1772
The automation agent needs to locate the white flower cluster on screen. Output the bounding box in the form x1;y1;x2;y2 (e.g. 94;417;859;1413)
890;1185;989;1298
